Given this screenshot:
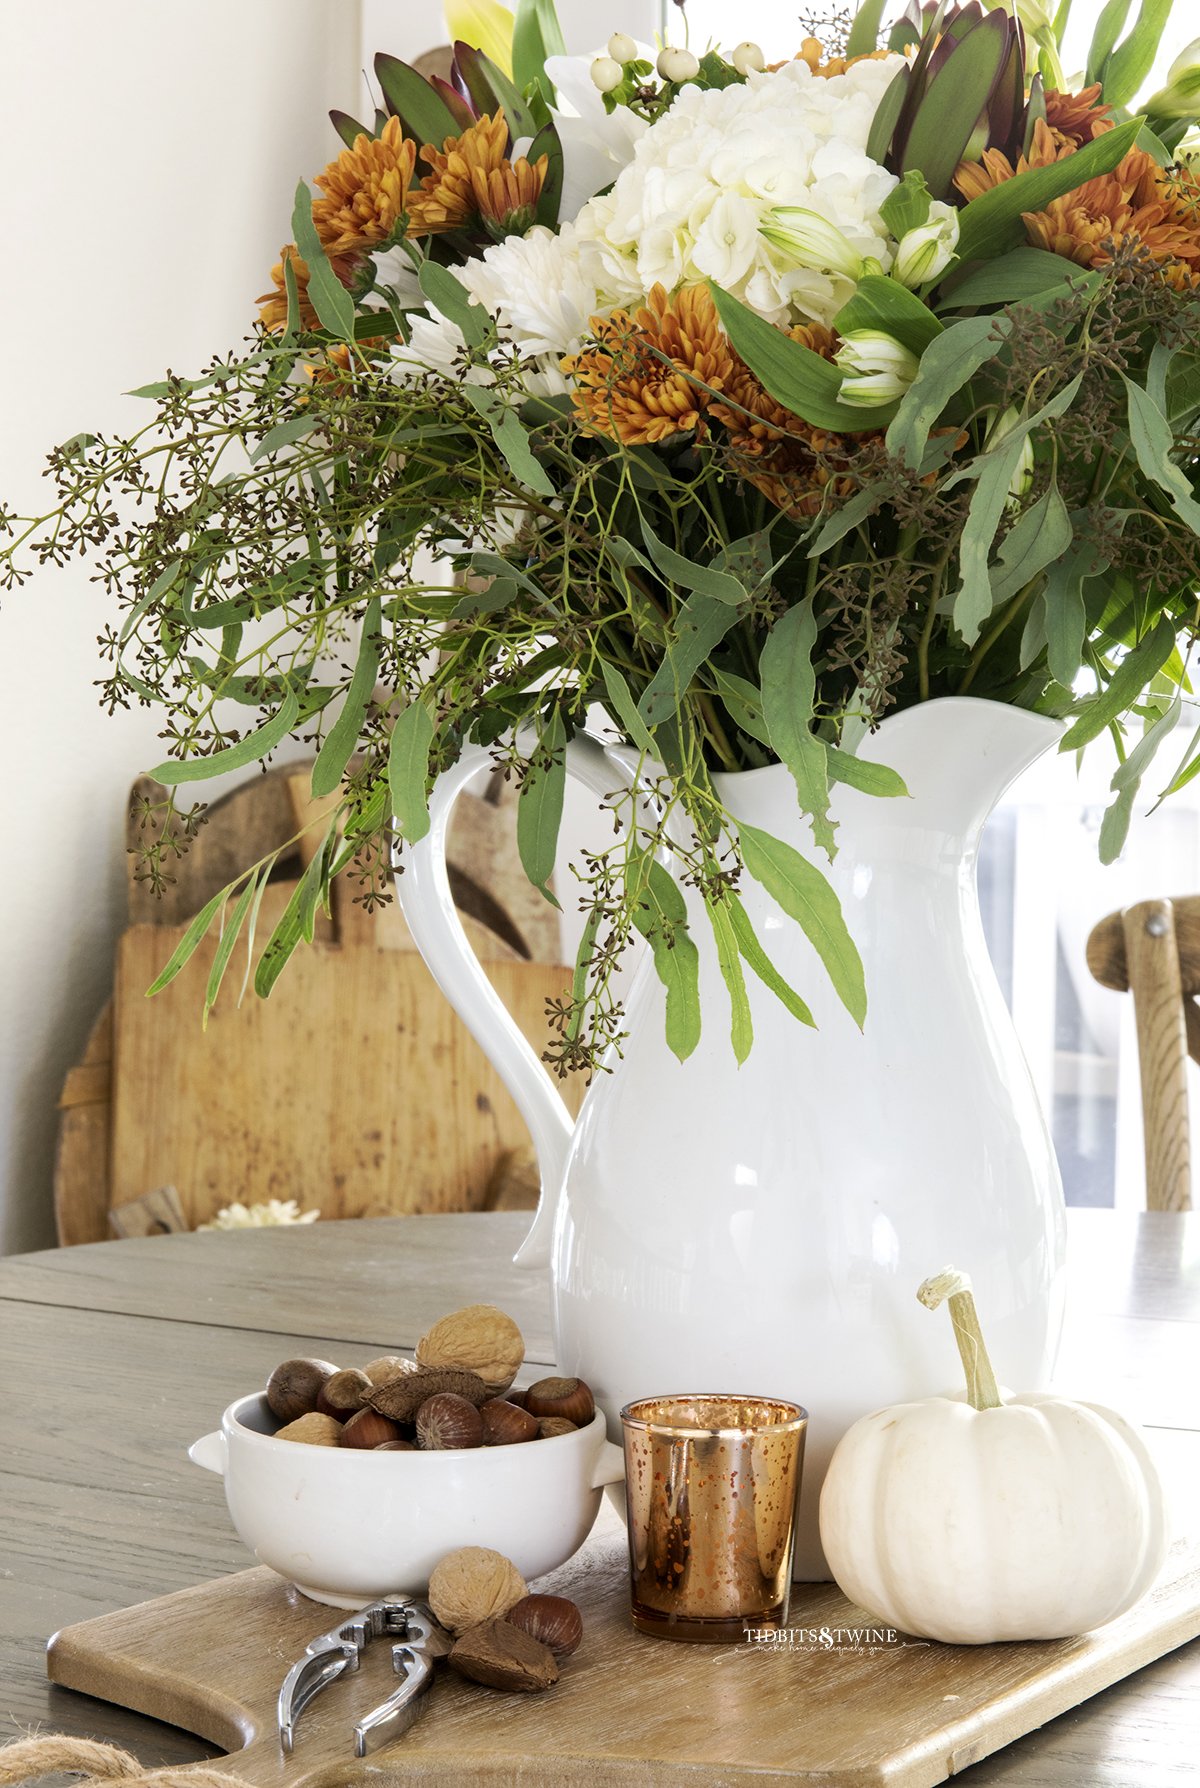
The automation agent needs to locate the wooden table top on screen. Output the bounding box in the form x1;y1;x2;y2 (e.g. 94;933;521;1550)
0;1209;1196;1784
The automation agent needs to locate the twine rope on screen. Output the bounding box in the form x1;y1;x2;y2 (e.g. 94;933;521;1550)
0;1736;254;1788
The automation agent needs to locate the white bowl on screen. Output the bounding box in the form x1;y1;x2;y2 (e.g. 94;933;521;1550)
189;1392;626;1608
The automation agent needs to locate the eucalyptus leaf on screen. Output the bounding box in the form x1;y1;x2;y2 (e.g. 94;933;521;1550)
639;517;747;604
418;262;492;349
291;182;356;342
725;892;815;1026
517;708;566;904
1060;617;1178;750
826;747;908;797
255;834;332;997
388;696;435;844
708;900;753;1066
204;872;260;1026
1123;376;1200;536
886;315;1010;464
638;594;739;728
1043;539;1112;686
146;883;233;997
627;855;702;1062
760;600;835;857
311;598;381;799
1100;696;1181;861
989;481;1073;607
147;687;299;785
463;387;555;498
250;415;317;464
739;822;866;1026
600;661;658;757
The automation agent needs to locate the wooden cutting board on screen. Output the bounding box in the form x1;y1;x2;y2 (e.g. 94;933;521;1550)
46;1513;1200;1786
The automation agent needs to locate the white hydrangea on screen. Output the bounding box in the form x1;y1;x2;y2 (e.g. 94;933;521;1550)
574;54;906;327
198;1199;319;1230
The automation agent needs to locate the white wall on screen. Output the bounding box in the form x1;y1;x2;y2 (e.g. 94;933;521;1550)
0;2;363;1254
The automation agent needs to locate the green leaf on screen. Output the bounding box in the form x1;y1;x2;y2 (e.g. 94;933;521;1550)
1060;617;1178;750
566;905;602;1045
725;892;815;1027
639;517;747;604
463;387;555;498
900;12;1010;200
453;42;538;139
291;181;356;342
1020;592;1048;670
255;838;332;997
955;116;1143;262
709;282;895;432
1100;695;1181;862
517;709;566;903
760;600;835;857
879;171;932;243
638;594;740;728
1043;539;1111;686
388;697;435;844
600;662;658;758
847;0;890;58
512;0;566;102
807;486;884;555
708;900;753;1066
329;108;373;150
885;315;1009;464
938;247;1093;310
989;480;1073;607
1123;375;1200;536
147;686;299;785
282;253;302;342
204;872;260;1026
826;746;908;797
1103;0;1173;107
374;52;460;144
311;600;380;799
834;274;944;359
529;119;563;227
867;65;911;164
711;670;772;748
146;883;233;997
418;261;492;349
1086;0;1131;84
627;855;701;1062
739;822;866;1027
950;376;1082;643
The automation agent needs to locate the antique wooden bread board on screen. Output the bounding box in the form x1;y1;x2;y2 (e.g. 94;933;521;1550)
47;1518;1200;1786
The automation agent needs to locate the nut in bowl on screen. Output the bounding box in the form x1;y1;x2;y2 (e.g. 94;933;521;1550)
188;1315;623;1608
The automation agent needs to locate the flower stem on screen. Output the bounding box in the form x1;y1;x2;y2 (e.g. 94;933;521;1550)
916;1266;1003;1411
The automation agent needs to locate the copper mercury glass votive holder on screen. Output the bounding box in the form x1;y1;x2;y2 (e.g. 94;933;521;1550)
620;1393;808;1644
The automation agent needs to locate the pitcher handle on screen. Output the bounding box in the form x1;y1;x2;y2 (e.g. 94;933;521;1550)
398;730;618;1270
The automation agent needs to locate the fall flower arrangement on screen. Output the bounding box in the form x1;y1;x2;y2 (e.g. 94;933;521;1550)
5;0;1200;1068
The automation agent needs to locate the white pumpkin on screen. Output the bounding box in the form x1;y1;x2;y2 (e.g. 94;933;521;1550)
819;1267;1169;1644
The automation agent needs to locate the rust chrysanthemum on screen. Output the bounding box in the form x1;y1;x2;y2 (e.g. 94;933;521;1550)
956;122;1200;289
415;112;508;231
311;115;418;257
564;284;735;446
712;324;866;520
1042;82;1113;151
771;37;892;78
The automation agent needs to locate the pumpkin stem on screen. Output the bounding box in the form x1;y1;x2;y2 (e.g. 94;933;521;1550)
917;1267;1003;1411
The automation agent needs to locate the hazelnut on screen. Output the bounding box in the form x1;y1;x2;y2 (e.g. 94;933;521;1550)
266;1358;337;1423
524;1376;595;1427
368;1367;491;1423
375;1438;416;1452
316;1367;372;1422
505;1594;583;1659
479;1399;538;1447
275;1412;343;1447
505;1388;529;1410
416;1392;484;1451
416;1304;525;1395
339;1408;401;1449
449;1619;558;1693
428;1547;528;1634
537;1417;579;1440
363;1355;417;1385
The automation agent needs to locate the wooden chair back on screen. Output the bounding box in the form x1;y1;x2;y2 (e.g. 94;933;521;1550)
54;762;579;1243
1086;897;1199;1211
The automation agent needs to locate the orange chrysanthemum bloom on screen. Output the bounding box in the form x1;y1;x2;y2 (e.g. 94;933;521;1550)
312;115;418;257
257;242;361;333
712;324;866;519
955;121;1200;289
1042;82;1113;151
564;284;735;446
415;112;509;230
772;36;891;77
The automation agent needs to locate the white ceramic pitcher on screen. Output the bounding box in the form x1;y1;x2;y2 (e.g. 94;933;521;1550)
399;695;1067;1576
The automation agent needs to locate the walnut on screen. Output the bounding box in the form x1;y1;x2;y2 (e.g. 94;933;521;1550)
366;1367;490;1423
449;1619;558;1692
428;1546;528;1635
274;1412;343;1446
416;1305;525;1395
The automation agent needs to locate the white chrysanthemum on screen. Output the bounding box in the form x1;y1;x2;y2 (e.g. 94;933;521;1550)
391;224;610;398
574;54;905;327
